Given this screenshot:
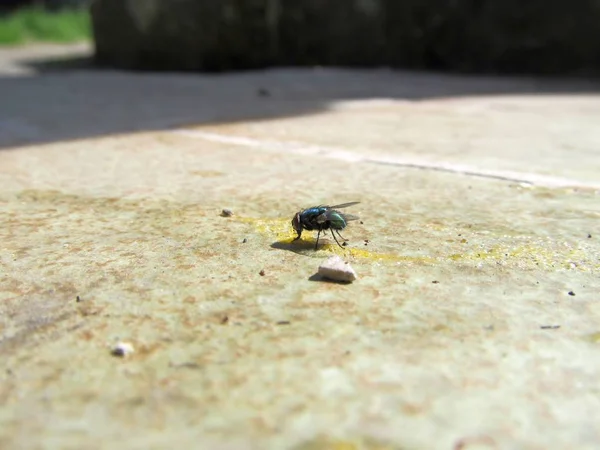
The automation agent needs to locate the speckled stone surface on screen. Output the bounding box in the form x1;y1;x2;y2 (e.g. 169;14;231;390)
0;45;599;450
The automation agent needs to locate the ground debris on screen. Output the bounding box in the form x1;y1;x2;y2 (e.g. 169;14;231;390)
318;255;357;282
111;342;134;357
257;87;271;97
220;208;234;217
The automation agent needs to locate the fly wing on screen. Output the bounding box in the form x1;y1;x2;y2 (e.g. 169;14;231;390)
325;209;360;226
341;213;360;222
330;202;360;222
329;201;360;209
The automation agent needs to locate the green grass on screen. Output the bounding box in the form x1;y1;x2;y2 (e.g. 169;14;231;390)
0;6;91;45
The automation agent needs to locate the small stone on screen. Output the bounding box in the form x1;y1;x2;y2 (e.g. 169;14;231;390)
220;208;234;217
259;269;266;276
242;238;248;243
568;291;575;296
111;342;134;357
318;255;357;282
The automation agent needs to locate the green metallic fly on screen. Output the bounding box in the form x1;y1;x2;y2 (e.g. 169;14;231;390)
291;202;360;250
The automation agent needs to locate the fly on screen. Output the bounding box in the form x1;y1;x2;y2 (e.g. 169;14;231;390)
291;202;360;250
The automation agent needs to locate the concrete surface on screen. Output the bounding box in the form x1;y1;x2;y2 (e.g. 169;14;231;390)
0;44;599;450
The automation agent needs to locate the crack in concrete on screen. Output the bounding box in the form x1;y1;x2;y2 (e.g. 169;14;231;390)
173;129;600;190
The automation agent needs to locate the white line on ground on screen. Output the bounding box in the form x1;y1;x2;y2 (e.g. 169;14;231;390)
172;129;600;190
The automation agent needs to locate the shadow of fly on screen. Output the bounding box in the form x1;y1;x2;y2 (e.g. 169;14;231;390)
291;202;360;250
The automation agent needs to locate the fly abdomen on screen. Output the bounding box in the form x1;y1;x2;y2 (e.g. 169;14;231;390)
326;211;348;230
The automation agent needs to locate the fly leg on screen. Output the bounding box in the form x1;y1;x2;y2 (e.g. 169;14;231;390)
330;229;344;249
314;230;321;250
335;230;349;241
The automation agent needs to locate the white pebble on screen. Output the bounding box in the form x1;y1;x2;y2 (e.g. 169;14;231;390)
318;255;357;282
111;342;134;357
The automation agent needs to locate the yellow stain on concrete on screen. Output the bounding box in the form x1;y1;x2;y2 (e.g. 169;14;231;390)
240;216;598;271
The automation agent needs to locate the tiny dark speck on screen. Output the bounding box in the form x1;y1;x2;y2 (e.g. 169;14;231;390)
568;291;575;296
259;269;266;276
432;280;440;284
360;221;364;224
342;241;348;246
76;295;82;302
588;234;592;238
276;320;290;325
242;238;247;243
221;208;234;217
540;325;560;330
257;88;270;97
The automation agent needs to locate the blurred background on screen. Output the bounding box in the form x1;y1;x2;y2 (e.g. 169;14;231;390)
0;0;598;75
0;0;90;45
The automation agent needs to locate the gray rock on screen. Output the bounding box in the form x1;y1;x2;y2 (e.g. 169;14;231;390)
91;0;600;74
91;0;385;71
